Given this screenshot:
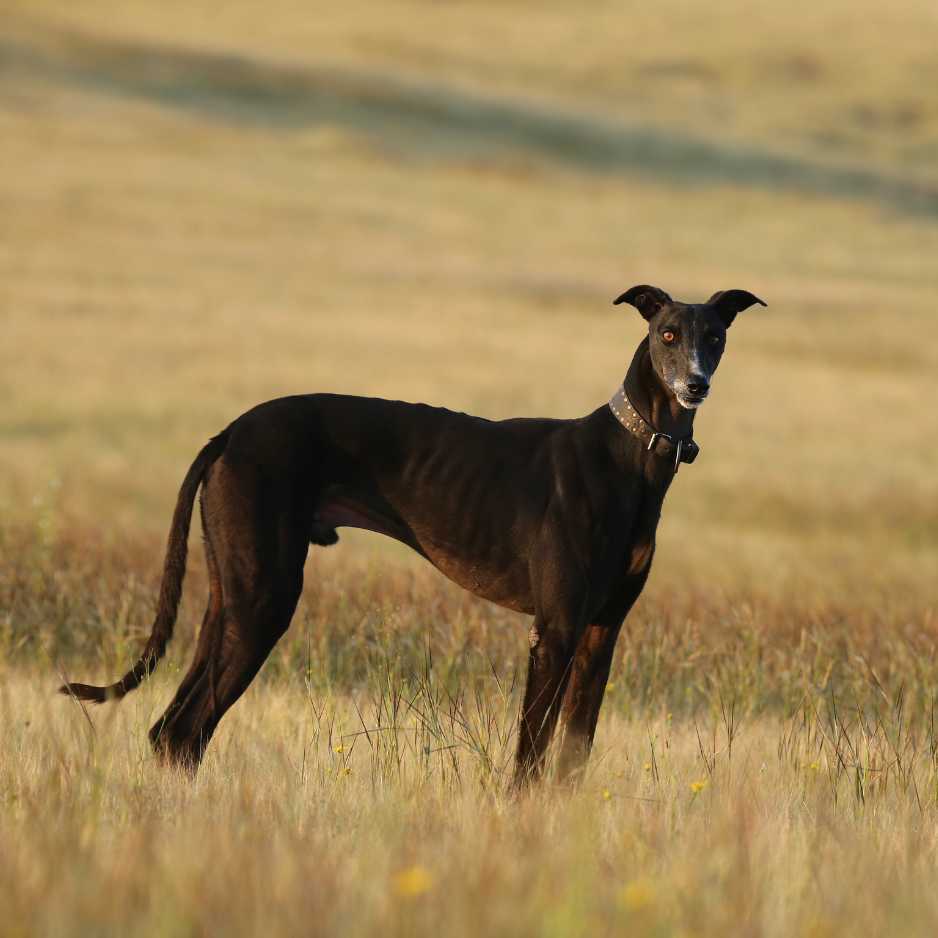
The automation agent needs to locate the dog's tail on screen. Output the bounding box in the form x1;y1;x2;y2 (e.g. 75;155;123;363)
59;431;229;703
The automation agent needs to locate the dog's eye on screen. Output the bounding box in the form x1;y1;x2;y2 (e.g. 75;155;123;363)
708;334;722;345
661;331;675;344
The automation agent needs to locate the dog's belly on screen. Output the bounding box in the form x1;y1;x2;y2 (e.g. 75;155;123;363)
417;538;535;614
313;496;411;546
312;495;534;615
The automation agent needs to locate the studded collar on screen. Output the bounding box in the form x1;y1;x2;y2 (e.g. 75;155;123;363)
608;385;699;472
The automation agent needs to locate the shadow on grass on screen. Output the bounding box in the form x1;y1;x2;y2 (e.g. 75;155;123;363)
3;22;938;217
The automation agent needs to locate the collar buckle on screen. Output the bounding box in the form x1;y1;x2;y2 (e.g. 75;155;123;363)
648;432;684;472
647;431;673;453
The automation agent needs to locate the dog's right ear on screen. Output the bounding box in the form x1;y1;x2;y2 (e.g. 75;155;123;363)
613;285;672;320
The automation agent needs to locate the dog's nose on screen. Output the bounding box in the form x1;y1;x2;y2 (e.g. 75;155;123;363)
686;377;710;396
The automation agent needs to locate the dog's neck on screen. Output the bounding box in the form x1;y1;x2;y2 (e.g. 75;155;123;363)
622;337;695;441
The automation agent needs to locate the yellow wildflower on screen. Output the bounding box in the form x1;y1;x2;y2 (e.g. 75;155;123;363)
620;877;656;911
393;865;434;898
690;779;707;794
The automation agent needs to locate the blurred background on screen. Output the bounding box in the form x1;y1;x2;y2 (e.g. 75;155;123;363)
3;0;937;606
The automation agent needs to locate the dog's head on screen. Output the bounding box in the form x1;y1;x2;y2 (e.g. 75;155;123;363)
614;285;766;409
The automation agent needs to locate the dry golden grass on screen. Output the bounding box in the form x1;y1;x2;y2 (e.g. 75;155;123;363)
7;658;938;938
3;2;938;935
5;526;938;936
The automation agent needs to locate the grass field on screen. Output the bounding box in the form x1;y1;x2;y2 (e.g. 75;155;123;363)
3;2;938;935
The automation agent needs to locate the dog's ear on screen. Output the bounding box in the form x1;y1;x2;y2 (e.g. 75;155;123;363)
707;289;767;327
613;285;672;320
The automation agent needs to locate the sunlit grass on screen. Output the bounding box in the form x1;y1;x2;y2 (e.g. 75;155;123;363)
6;649;938;937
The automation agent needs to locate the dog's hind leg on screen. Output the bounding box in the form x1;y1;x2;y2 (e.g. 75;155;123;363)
147;498;227;762
149;554;305;771
149;465;309;772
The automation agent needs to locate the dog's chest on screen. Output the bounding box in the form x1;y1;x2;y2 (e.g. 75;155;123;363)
607;482;664;578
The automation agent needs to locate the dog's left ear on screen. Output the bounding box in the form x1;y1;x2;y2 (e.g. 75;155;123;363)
707;290;767;327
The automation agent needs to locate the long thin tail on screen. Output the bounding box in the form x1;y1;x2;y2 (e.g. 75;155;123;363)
59;431;229;703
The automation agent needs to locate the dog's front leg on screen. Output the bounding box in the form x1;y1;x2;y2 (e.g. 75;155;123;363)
555;572;650;783
512;614;583;789
554;621;623;784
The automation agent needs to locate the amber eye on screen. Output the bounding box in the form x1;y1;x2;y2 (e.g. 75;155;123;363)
661;330;675;344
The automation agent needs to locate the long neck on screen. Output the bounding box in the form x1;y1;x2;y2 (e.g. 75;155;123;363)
622;337;695;440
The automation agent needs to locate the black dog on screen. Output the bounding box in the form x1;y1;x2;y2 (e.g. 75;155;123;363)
61;284;765;784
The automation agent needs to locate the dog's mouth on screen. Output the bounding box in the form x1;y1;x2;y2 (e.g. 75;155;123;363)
674;388;708;409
